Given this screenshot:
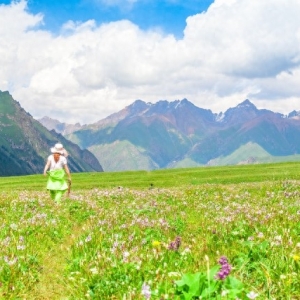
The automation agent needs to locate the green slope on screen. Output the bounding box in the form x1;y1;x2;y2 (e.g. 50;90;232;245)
206;142;300;166
89;140;159;171
67;118;192;171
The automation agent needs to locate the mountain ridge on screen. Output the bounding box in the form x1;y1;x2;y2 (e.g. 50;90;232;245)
38;98;300;171
0;91;104;176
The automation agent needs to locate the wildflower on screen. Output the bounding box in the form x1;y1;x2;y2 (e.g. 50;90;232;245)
3;256;18;266
90;267;98;275
123;251;130;258
10;224;18;230
221;290;229;296
215;256;232;280
181;247;191;255
257;232;264;239
141;282;151;299
123;251;130;262
17;245;26;251
2;237;11;246
152;241;161;248
168;236;181;251
293;254;300;261
85;235;92;243
247;291;259;299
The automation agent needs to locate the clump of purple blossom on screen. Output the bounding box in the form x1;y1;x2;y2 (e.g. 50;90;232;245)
168;236;181;251
141;282;151;299
215;256;232;280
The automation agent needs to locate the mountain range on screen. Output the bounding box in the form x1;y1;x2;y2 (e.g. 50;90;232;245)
38;98;300;172
0;91;103;176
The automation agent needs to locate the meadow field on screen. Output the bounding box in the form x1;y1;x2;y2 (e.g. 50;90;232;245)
1;162;300;299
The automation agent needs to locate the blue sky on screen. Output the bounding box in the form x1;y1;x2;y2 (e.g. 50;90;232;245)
4;0;214;37
0;0;300;124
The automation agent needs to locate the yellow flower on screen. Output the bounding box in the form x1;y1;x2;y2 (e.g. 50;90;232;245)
152;241;161;248
293;254;300;261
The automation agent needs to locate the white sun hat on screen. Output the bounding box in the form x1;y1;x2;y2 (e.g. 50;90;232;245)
50;143;68;156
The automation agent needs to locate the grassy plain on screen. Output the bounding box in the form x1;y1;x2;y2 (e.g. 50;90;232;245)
1;161;300;191
1;162;300;299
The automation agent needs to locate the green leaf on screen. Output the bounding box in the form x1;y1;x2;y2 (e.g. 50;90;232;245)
208;265;220;280
224;276;244;291
182;291;196;300
175;272;203;297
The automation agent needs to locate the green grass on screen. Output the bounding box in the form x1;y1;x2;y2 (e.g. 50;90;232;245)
1;161;300;191
1;162;300;299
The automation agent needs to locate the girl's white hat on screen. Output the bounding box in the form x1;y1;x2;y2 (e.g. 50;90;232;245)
50;143;68;157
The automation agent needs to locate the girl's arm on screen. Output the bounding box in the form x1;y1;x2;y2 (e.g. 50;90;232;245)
43;160;50;176
64;164;71;181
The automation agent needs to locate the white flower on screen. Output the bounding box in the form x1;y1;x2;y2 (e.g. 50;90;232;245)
257;232;264;238
90;267;98;275
123;251;130;258
247;291;259;299
10;223;18;230
274;235;282;241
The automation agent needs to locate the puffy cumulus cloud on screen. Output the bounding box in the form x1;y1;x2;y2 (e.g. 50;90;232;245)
0;0;43;33
184;0;300;78
1;0;300;123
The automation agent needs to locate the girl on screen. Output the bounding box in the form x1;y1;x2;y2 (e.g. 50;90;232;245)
43;143;71;204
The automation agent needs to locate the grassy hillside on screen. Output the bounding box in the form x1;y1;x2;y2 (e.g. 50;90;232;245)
193;142;300;167
89;140;159;171
1;161;300;191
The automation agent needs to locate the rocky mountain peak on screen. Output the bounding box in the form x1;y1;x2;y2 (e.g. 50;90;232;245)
288;110;300;119
128;99;150;114
221;99;260;125
236;99;257;109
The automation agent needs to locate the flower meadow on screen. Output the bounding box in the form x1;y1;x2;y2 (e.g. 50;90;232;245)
1;180;300;299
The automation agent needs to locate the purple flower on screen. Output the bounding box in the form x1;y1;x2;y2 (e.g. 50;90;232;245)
141;282;151;299
215;256;232;280
168;236;181;251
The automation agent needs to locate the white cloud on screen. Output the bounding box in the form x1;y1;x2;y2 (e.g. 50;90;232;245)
1;0;300;124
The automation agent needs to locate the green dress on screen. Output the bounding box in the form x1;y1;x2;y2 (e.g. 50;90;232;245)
46;169;68;203
47;169;68;190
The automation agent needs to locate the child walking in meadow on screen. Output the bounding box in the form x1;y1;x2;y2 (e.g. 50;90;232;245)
43;143;71;204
